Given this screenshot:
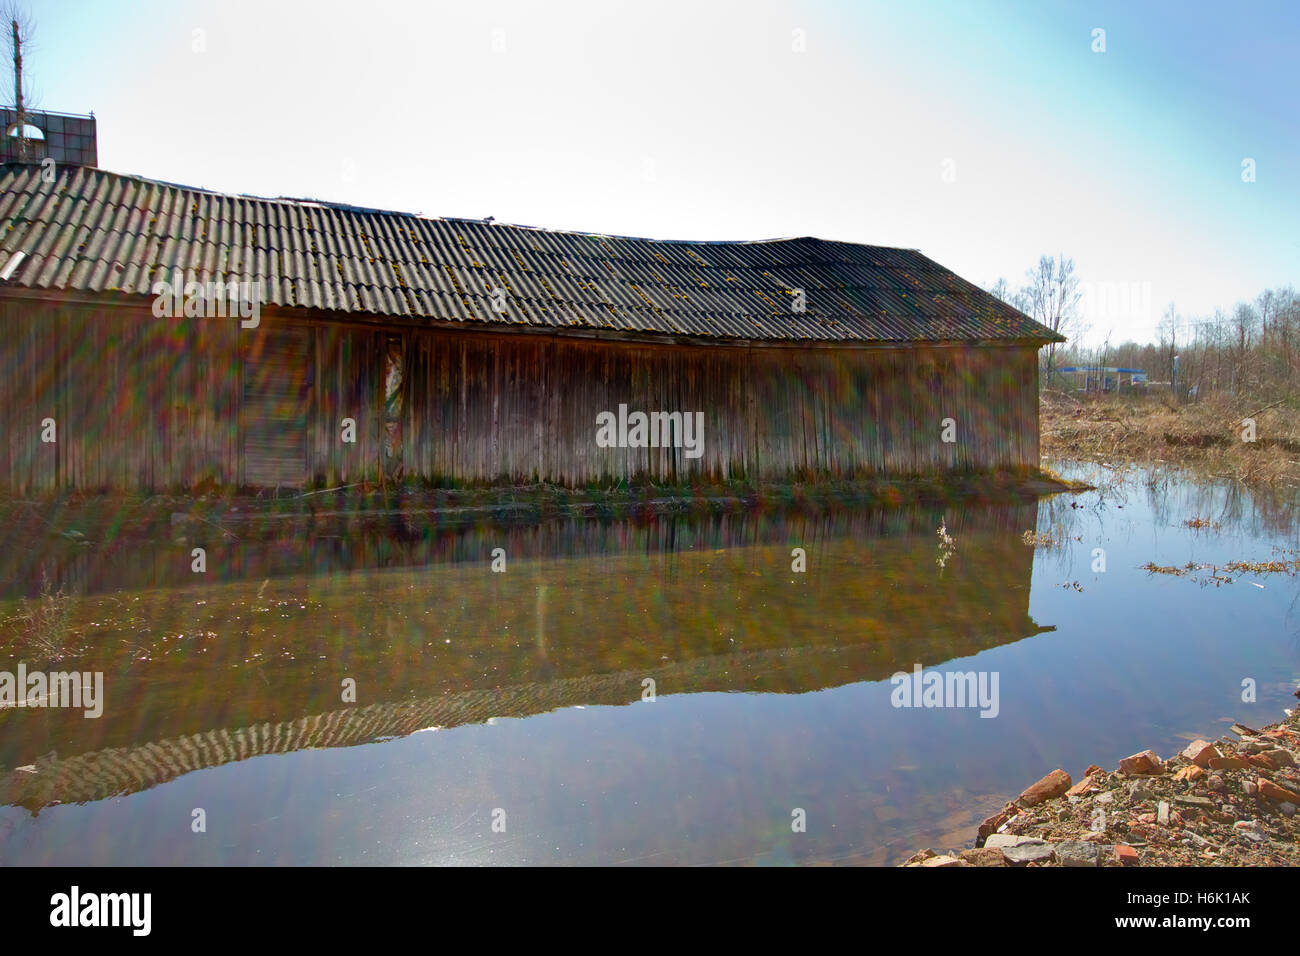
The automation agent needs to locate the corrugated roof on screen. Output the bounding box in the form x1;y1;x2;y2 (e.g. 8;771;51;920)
0;163;1063;344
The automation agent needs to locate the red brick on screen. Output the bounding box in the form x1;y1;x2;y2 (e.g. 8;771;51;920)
1067;774;1100;797
1180;739;1219;768
977;805;1013;841
1207;755;1251;771
1258;777;1300;803
959;847;1008;867
1119;750;1165;775
1017;769;1073;807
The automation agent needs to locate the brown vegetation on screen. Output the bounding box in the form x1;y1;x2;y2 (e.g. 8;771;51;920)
1041;391;1300;486
0;573;74;665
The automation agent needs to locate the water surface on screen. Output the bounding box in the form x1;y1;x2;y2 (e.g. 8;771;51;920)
2;463;1298;865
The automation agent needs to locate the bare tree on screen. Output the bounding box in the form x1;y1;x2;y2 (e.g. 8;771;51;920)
985;276;1033;315
1024;254;1082;384
1157;302;1178;387
1257;288;1278;337
1276;286;1300;388
1065;284;1300;406
1231;302;1258;394
2;2;36;161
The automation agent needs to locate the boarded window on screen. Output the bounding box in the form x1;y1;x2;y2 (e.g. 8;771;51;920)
242;322;309;488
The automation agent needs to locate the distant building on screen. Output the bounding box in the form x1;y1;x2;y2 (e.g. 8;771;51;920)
1058;366;1146;393
0;107;97;167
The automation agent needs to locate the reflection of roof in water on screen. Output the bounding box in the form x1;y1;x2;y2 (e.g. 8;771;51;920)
1;621;1052;813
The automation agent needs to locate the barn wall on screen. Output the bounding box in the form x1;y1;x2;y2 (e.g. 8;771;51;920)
313;326;1041;486
0;298;1041;491
0;299;240;492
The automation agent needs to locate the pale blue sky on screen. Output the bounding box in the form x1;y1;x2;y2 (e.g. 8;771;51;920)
21;0;1300;345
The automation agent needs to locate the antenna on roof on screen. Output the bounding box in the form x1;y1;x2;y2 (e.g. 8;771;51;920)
484;216;495;223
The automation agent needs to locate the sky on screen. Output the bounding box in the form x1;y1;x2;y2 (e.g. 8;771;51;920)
18;0;1300;346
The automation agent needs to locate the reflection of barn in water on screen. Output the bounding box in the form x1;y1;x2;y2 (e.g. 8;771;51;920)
9;492;1037;600
0;500;1051;812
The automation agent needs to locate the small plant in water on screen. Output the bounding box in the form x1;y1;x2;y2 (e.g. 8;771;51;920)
1022;529;1057;547
4;572;74;663
936;519;956;570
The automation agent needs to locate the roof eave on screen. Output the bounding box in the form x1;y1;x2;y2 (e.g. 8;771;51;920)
0;285;1066;351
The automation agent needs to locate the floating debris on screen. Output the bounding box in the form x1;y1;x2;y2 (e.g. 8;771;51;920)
1143;557;1300;578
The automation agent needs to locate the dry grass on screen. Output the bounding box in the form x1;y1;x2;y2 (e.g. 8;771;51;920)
0;573;76;664
1022;529;1057;546
1041;391;1300;486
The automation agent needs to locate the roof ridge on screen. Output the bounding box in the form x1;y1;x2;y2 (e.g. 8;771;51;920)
0;162;1064;345
6;164;921;251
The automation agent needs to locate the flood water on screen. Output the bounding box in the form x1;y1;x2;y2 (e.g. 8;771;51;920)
2;463;1299;865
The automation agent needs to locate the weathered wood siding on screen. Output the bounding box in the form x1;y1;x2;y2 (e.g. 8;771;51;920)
0;298;1040;491
242;322;309;487
0;298;240;492
313;326;1040;485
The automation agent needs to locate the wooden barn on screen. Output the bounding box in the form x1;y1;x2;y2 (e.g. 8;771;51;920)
0;163;1062;492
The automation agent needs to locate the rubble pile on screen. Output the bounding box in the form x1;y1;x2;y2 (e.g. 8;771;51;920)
902;703;1300;867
